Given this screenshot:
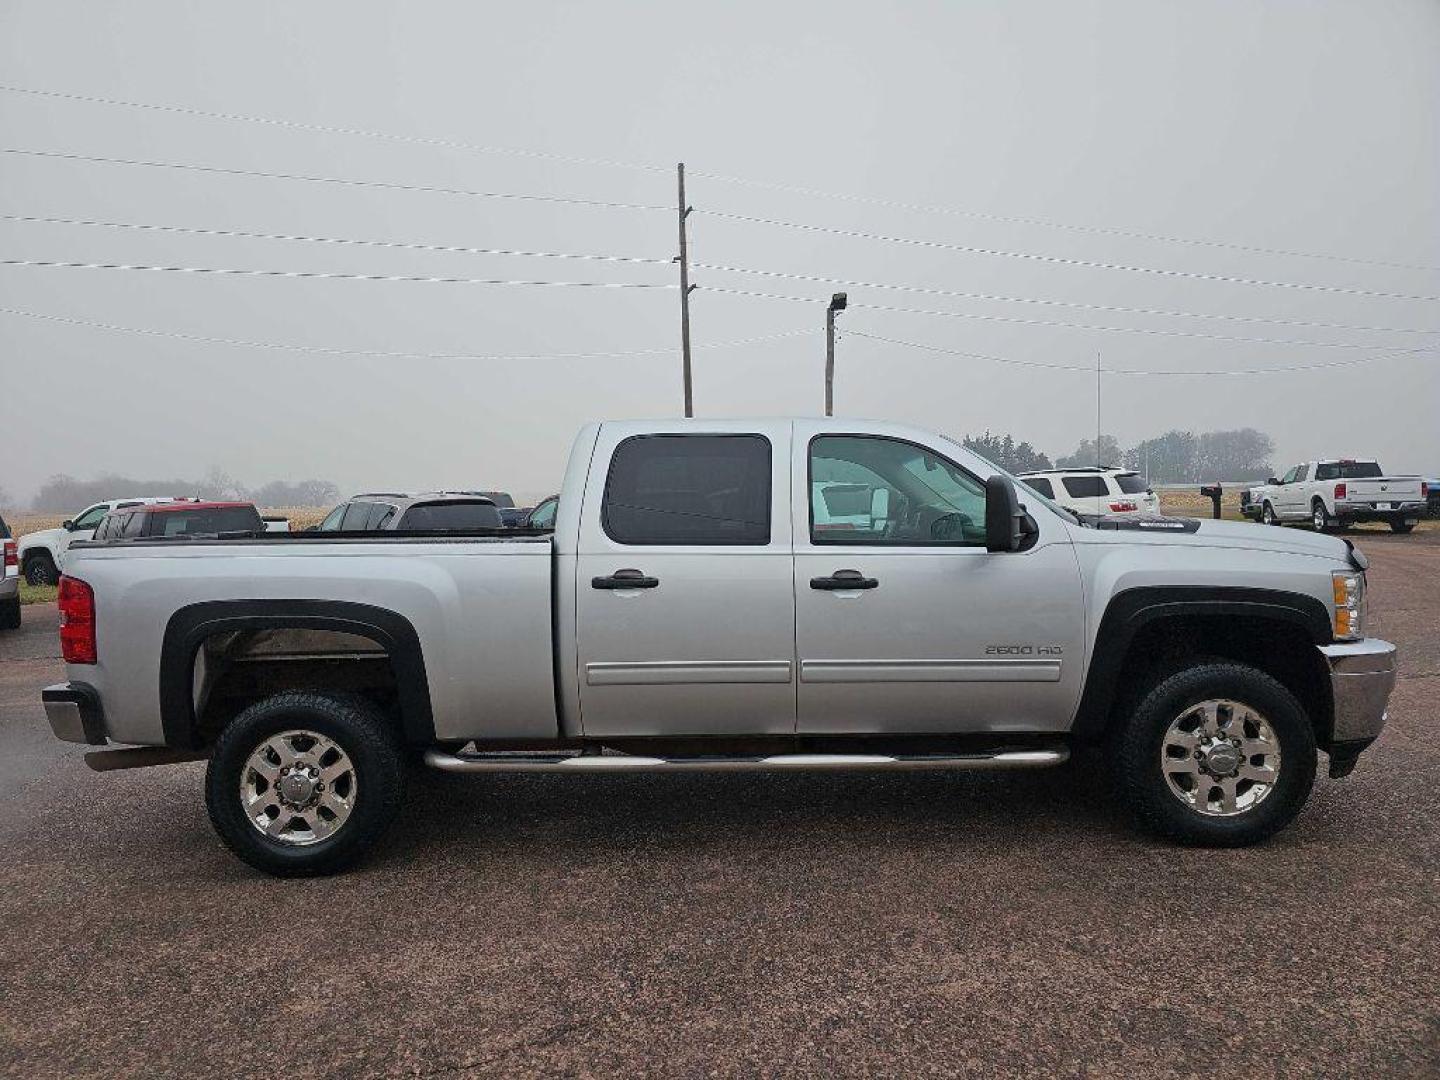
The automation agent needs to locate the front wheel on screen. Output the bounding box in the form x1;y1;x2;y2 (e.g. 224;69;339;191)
1112;661;1316;846
1261;502;1279;526
23;553;58;586
205;691;405;876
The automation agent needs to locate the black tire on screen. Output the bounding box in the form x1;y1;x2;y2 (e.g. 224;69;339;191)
0;596;20;630
1112;660;1316;847
1389;519;1415;534
1311;500;1333;533
23;553;58;586
1261;502;1279;527
205;691;405;877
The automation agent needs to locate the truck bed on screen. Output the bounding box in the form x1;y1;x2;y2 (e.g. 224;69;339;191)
62;533;559;746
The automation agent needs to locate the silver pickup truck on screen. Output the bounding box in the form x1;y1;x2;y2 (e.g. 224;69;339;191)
43;419;1397;876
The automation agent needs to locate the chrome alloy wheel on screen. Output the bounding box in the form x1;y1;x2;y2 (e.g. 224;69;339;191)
240;730;357;845
1160;700;1281;817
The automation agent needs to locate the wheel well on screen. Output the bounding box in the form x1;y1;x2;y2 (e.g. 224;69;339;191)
160;600;435;749
192;628;403;747
1099;615;1333;748
23;549;55;565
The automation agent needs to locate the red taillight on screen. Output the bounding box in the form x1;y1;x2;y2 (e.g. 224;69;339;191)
2;539;15;569
1334;483;1347;500
58;576;97;664
1109;501;1137;513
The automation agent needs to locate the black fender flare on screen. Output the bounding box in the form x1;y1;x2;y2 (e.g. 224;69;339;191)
159;600;435;749
1070;586;1332;743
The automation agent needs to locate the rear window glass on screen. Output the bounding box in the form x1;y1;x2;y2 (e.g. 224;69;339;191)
1315;462;1383;480
1021;477;1054;499
1062;475;1109;498
603;434;771;545
152;507;264;536
0;514;9;539
396;501;502;531
1115;473;1149;495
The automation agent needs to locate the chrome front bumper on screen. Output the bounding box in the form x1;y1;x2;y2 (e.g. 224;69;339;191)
1318;639;1396;743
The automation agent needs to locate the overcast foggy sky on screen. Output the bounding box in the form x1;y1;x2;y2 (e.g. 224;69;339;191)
2;0;1437;505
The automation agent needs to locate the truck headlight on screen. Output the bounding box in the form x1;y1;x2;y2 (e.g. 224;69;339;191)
1332;570;1366;640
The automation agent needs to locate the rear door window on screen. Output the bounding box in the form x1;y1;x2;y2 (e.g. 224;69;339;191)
339;502;376;530
1061;475;1108;498
603;434;772;545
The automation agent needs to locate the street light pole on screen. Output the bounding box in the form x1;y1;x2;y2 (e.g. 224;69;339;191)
677;163;694;418
824;292;847;416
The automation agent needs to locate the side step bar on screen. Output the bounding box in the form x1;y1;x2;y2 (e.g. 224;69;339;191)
424;747;1068;774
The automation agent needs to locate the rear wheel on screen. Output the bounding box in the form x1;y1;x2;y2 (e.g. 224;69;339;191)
1389;519;1415;534
23;553;58;586
1312;500;1333;532
205;691;405;876
1113;660;1316;846
0;596;20;630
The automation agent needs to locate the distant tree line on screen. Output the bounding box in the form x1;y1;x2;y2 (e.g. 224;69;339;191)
965;427;1275;483
28;468;340;512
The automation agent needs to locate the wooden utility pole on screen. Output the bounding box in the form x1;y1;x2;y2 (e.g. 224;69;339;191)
677;163;694;417
825;292;847;416
1095;349;1103;465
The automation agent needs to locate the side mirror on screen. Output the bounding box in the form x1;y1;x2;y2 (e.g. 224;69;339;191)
1267;477;1281;486
62;519;75;531
985;475;1036;552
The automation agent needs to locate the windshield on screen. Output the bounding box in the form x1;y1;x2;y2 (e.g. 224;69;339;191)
1315;462;1383;480
397;501;502;531
153;507;264;536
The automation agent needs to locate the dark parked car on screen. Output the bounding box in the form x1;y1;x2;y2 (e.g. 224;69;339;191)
314;493;503;532
518;494;559;531
92;501;267;540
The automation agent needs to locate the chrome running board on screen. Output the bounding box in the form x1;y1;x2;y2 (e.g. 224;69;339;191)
424;747;1068;774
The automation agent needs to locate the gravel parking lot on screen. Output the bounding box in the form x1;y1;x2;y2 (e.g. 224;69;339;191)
1;530;1436;1078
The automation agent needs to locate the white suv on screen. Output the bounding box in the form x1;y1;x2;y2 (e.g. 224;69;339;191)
19;497;194;584
1019;468;1160;517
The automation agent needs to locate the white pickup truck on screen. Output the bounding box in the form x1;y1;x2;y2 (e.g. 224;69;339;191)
43;419;1397;876
1247;461;1426;533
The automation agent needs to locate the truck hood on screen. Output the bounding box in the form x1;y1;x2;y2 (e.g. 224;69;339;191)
17;526;64;553
1066;516;1354;562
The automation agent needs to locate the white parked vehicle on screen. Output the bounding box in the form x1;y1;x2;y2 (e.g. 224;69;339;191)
1250;461;1426;533
0;513;20;630
1018;468;1160;517
18;497;193;584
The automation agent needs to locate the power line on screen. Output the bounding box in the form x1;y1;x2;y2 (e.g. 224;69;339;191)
1;148;670;212
845;330;1428;376
0;258;677;288
692;261;1439;337
696;284;1438;351
687;171;1440;275
0;213;672;266
0;304;814;359
0;84;671;174
6;83;1428;274
697;209;1440;303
